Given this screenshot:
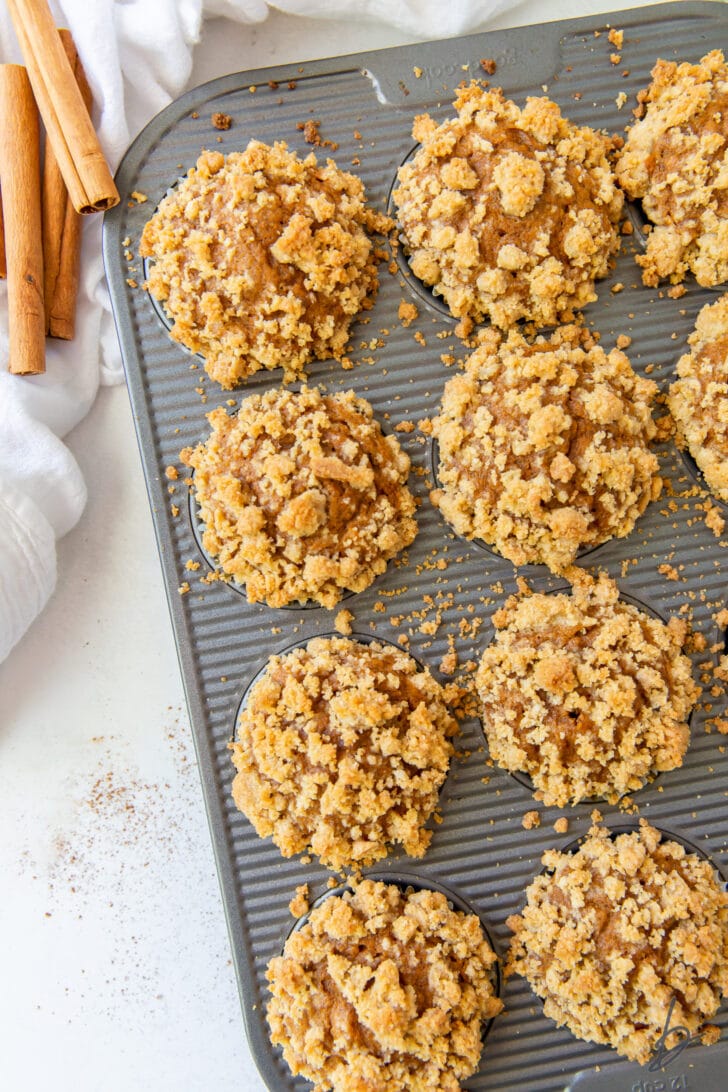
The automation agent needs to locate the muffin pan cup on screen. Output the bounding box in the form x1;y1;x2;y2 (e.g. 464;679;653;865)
104;4;728;1090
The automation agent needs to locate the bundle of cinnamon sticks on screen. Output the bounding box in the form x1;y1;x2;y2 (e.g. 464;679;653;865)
0;0;119;377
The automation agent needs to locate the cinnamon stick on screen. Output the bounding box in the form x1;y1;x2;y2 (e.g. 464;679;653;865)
7;0;119;215
43;29;92;339
0;189;6;280
0;65;45;375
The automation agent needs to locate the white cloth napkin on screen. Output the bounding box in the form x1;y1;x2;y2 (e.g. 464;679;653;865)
0;0;512;664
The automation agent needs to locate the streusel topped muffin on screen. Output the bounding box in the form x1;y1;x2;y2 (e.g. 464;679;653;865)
141;141;389;387
181;386;417;608
507;821;728;1063
431;325;661;572
476;574;698;806
669;293;728;501
267;879;502;1092
616;50;728;287
231;637;457;870
393;83;623;329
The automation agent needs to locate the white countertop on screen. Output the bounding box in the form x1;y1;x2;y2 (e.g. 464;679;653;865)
0;3;669;1089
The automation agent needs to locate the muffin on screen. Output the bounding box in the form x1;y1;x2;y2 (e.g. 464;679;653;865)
140;141;390;387
475;573;699;806
616;50;728;287
230;636;457;870
267;879;503;1092
392;83;623;329
669;293;728;501
181;386;417;608
507;821;728;1063
431;325;661;572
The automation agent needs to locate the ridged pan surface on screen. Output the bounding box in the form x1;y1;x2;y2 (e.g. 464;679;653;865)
103;4;728;1089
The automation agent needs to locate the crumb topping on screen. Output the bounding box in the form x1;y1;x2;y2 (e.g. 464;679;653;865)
140;141;390;388
506;821;728;1063
393;84;623;328
267;879;502;1091
230;637;457;870
431;325;661;571
616;50;728;287
669;293;728;502
181;387;417;608
476;574;699;806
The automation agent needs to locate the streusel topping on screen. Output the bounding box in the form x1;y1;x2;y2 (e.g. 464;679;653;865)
431;325;661;572
140;141;389;387
267;879;502;1092
181;387;417;608
507;821;728;1063
230;637;457;870
476;574;698;806
616;50;728;287
669;293;728;501
393;83;623;329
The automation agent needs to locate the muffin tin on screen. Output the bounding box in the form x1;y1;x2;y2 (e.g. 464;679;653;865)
103;4;728;1089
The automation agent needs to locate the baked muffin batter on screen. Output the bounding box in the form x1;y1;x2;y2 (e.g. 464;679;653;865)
476;574;698;806
616;50;728;287
140;141;389;387
230;637;457;870
267;879;503;1092
181;387;417;608
507;821;728;1063
393;83;623;329
669;293;728;501
431;325;661;572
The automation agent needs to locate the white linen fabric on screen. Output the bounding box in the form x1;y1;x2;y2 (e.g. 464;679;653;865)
0;0;512;663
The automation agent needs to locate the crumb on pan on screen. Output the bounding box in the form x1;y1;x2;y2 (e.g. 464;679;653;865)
393;84;623;329
506;820;728;1063
431;324;661;572
140;141;391;388
398;299;419;327
476;573;698;807
334;608;354;636
211;111;232;130
616;50;728;287
288;884;310;917
669;293;728;503
267;878;503;1092
180;386;417;609
230;636;457;870
522;810;541;830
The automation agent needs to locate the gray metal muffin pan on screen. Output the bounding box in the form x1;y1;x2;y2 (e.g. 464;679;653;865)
103;4;728;1089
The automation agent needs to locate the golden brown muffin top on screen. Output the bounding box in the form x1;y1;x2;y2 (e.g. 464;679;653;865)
230;636;457;870
267;878;502;1092
616;50;728;287
431;325;661;572
476;573;698;806
507;821;728;1063
141;141;389;387
393;83;623;329
181;386;417;608
669;292;728;502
